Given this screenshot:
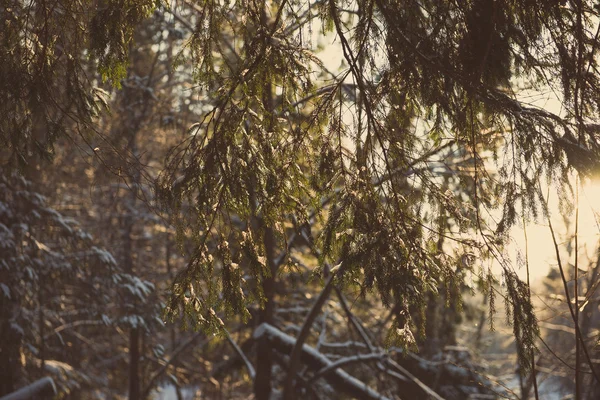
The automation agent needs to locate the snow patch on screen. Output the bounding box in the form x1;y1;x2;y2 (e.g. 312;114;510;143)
91;246;117;266
151;383;200;400
11;321;24;336
0;283;10;299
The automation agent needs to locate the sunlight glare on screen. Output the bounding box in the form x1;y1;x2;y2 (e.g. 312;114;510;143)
511;177;600;284
579;178;600;246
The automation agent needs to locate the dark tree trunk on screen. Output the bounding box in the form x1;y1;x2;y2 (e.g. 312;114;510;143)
254;6;279;397
123;139;140;400
128;327;141;400
254;226;277;400
38;287;45;371
124;188;141;400
166;236;176;350
0;295;22;396
0;186;27;396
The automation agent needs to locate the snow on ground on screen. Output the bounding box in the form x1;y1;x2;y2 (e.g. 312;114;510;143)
151;384;200;400
503;374;571;400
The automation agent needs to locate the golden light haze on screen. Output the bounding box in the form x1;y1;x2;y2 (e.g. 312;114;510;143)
507;178;600;283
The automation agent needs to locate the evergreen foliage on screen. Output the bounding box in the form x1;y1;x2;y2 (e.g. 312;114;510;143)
154;0;600;374
3;0;600;398
0;174;155;396
0;0;156;165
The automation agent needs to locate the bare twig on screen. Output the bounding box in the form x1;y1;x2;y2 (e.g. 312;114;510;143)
224;327;255;379
141;333;208;399
281;263;346;399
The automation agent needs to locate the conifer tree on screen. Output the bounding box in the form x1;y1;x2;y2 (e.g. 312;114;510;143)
4;0;600;398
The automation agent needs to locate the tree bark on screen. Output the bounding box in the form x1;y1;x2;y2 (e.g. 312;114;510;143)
0;293;22;396
128;327;140;400
254;226;277;400
254;4;279;396
0;186;25;396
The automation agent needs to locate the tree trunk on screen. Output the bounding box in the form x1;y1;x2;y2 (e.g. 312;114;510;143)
254;226;277;400
124;187;141;400
0;294;22;396
166;236;176;350
128;327;140;400
123;139;140;400
254;5;278;396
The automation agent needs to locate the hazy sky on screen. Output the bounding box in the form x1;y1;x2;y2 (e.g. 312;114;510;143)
507;180;600;283
314;19;600;286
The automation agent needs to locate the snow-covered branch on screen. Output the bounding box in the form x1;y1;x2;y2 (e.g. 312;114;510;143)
0;377;56;400
253;323;389;400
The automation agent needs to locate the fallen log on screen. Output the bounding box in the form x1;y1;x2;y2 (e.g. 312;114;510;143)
0;377;56;400
253;323;389;400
